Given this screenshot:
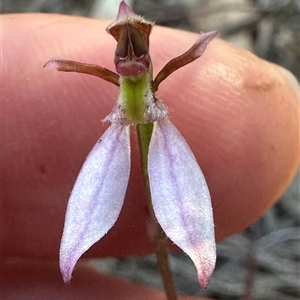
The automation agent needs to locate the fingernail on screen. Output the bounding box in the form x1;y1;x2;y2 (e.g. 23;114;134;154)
276;65;300;99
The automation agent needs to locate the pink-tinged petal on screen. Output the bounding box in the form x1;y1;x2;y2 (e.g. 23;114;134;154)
153;31;218;91
106;1;153;46
60;125;130;283
148;119;216;288
193;30;219;56
116;1;135;20
44;58;120;86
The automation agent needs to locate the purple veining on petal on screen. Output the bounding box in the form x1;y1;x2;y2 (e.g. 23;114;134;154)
59;124;130;283
148;119;216;288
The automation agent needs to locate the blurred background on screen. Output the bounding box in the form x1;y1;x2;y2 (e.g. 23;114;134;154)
3;0;299;299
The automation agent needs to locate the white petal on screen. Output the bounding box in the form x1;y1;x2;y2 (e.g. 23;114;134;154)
148;119;216;288
60;124;130;283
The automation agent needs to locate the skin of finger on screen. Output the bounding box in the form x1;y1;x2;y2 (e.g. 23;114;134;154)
2;14;299;259
2;260;212;300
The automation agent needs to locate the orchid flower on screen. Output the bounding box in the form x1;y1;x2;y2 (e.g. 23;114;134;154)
45;1;217;289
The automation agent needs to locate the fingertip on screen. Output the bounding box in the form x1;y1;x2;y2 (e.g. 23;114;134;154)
3;13;299;259
275;65;300;100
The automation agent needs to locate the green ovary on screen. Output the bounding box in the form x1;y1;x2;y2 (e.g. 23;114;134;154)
120;73;151;124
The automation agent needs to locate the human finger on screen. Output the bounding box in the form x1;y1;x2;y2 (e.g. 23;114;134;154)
2;14;299;259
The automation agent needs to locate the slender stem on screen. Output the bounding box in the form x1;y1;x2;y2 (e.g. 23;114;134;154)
242;243;256;300
137;123;153;207
137;123;178;300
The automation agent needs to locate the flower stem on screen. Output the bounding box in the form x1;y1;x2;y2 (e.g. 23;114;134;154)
137;123;178;300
